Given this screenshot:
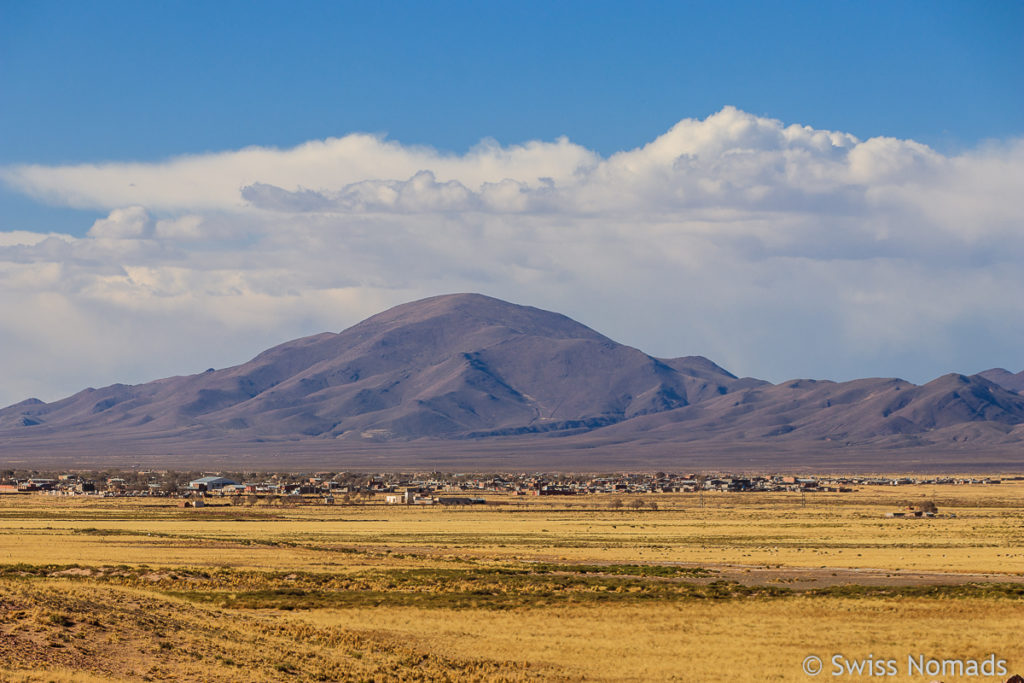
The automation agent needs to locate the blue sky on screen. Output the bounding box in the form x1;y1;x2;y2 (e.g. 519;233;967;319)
0;1;1023;404
3;2;1021;159
3;1;1021;234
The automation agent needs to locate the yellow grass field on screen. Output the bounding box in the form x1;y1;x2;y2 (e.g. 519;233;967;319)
2;482;1023;681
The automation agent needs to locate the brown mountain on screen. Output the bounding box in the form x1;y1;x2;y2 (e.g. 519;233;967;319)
0;294;751;443
592;373;1024;448
2;293;1023;468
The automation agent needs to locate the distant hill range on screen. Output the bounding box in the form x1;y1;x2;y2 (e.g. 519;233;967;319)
2;294;1023;469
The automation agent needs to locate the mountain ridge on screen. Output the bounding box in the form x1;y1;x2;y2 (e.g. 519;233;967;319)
2;293;1022;464
977;368;1024;394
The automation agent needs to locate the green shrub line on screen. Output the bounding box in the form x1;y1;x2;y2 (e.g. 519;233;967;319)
4;561;1024;611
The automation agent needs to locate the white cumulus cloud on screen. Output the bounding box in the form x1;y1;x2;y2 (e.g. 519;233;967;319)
88;206;155;239
1;107;1023;407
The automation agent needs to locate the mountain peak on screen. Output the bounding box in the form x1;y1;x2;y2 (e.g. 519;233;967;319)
0;294;739;442
349;293;608;343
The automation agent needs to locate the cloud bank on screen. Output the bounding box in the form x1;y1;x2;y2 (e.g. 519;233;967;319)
2;107;1023;406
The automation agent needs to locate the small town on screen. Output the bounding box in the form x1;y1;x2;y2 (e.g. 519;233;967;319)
0;469;1013;501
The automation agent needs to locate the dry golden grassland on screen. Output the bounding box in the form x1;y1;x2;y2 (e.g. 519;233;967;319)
1;481;1023;681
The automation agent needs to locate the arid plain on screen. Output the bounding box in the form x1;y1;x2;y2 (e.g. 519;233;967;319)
2;481;1023;681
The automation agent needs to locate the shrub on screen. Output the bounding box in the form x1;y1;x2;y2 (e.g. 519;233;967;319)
46;612;74;627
